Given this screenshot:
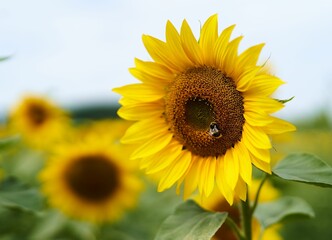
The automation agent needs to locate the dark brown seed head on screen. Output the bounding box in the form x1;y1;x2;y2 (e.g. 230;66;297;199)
65;154;119;203
164;66;245;157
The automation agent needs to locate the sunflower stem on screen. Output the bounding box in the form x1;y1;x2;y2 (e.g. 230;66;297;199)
226;216;246;240
251;173;269;216
241;192;252;240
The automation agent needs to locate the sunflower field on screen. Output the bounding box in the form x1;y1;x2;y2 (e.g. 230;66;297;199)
1;11;332;240
1;99;331;240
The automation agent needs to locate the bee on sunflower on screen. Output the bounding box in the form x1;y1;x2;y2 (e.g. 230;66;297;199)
114;14;295;204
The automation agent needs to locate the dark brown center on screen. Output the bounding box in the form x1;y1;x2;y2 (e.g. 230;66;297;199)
212;200;241;240
164;66;245;157
65;154;119;203
27;103;48;126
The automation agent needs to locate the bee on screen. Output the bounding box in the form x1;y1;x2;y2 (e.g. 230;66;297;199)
209;122;222;138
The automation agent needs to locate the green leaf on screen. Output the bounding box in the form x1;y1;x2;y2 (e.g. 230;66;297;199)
0;177;44;212
275;96;294;104
0;56;10;62
155;200;228;240
0;135;20;150
254;196;315;229
273;153;332;187
99;179;182;240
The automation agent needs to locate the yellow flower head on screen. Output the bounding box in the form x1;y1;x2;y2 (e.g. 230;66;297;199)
113;14;295;204
198;180;281;240
39;120;142;223
8;94;70;149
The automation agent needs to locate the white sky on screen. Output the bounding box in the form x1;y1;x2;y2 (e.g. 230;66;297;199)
0;0;332;121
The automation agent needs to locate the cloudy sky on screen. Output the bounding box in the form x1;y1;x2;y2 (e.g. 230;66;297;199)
0;0;331;121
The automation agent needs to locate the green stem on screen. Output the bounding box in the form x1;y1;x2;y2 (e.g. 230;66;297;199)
240;174;269;240
241;192;252;240
251;174;269;216
226;217;245;240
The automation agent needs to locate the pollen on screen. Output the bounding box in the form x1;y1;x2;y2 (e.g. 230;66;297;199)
164;66;245;157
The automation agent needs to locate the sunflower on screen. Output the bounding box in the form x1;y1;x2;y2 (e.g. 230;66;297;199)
39;120;142;222
198;180;282;240
8;95;69;148
113;14;295;204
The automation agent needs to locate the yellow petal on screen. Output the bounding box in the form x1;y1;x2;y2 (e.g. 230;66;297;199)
245;75;284;97
158;151;192;191
235;176;247;201
237;43;265;71
200;14;218;65
118;101;164;120
199;157;216;197
142;35;181;73
198;156;209;194
223;36;243;76
242;133;271;163
223;148;239;190
244;141;271;163
243;124;271;149
131;133;173;159
129;68;172;86
262;117;296;135
235;141;252;186
180;19;203;65
166;20;193;69
118;97;141;106
176;175;186;196
113;83;164;102
184;156;202;199
215;156;234;205
145;142;183;174
214;24;236;69
121;117;168;143
251;154;272;174
129;59;174;86
244;111;273;127
244;97;284;114
139;154;157;170
235;66;261;91
134;58;174;80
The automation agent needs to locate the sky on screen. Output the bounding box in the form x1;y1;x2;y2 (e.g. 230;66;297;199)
0;0;332;121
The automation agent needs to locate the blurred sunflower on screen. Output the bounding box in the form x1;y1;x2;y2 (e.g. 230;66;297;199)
39;120;142;223
198;179;281;240
0;123;7;138
8;95;69;148
114;14;295;204
74;119;135;161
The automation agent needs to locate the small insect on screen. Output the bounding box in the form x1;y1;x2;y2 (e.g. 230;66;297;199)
209;122;222;138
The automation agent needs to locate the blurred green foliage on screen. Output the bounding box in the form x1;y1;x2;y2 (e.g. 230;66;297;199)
271;110;332;240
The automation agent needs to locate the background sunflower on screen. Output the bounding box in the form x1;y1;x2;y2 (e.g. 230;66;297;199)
39;120;142;223
8;95;70;149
